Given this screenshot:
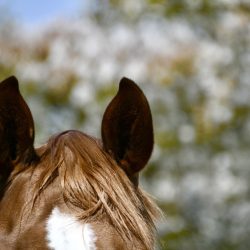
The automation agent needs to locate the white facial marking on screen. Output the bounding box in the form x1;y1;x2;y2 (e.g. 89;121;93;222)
46;207;97;250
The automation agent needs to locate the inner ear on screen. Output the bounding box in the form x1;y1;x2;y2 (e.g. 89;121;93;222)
0;76;36;185
101;77;153;184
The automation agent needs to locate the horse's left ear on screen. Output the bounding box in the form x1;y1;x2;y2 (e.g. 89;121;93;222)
0;76;36;184
101;77;153;185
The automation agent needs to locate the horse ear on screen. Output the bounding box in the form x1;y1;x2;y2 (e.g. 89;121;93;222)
0;76;36;183
101;77;153;185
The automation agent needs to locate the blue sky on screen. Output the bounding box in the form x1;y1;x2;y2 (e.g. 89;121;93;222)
0;0;87;26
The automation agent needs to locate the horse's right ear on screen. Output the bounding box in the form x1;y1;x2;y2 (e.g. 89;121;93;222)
101;78;153;185
0;76;36;184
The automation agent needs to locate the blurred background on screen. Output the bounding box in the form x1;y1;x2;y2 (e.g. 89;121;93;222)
0;0;250;249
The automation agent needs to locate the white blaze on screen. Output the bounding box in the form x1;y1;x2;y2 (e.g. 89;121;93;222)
46;207;97;250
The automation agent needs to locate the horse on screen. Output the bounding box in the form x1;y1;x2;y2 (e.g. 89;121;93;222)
0;76;161;250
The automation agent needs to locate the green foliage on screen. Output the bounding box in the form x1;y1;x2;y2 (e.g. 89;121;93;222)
1;1;250;249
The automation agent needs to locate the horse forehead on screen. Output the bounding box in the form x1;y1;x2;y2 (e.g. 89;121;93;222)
46;207;97;250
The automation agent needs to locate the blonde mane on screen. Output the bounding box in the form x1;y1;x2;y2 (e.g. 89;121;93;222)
35;130;161;249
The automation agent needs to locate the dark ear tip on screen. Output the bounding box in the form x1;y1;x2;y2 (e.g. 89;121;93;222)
119;77;141;91
120;77;132;82
120;77;133;86
7;75;18;81
1;75;19;89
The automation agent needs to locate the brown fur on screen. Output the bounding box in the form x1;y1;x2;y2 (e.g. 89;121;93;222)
0;131;160;249
0;76;162;249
